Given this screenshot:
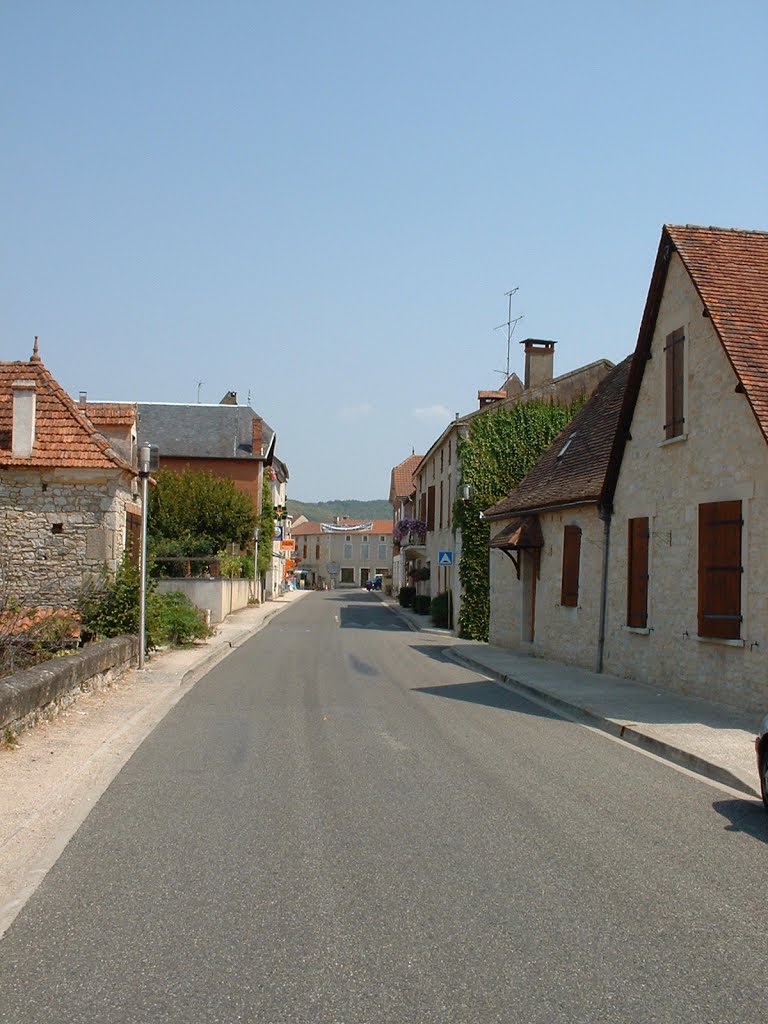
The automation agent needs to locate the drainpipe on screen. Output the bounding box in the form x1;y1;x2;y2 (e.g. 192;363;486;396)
596;506;612;674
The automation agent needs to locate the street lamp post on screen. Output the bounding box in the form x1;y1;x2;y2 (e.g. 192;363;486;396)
137;444;155;670
253;527;260;603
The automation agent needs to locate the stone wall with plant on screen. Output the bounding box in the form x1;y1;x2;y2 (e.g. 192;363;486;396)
454;399;581;640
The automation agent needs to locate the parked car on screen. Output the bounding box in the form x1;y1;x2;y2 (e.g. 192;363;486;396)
756;715;768;809
364;575;383;592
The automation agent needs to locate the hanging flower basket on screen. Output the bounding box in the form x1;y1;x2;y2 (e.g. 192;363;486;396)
409;566;431;582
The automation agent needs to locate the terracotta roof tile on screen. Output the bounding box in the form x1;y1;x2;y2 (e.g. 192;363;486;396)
85;402;137;427
0;356;134;472
665;225;768;439
390;454;422;501
484;357;632;518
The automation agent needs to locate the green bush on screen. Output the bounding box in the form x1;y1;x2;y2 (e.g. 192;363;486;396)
430;591;452;628
78;556;212;650
412;594;431;615
398;586;416;608
157;591;212;645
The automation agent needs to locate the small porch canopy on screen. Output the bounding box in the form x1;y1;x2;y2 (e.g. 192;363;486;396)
489;514;543;578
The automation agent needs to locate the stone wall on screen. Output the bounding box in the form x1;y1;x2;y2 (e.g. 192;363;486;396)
0;634;138;743
489;507;604;670
0;468;135;607
603;253;768;713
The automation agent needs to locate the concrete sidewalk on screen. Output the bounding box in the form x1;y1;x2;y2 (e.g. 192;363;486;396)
378;594;763;801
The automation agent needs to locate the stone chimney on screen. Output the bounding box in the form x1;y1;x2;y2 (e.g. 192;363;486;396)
12;380;37;457
520;339;556;391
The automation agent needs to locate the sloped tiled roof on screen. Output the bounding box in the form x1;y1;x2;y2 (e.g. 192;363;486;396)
0;350;134;472
137;403;276;461
389;454;422;502
292;519;393;536
484;357;632;519
666;225;768;438
85;402;137;427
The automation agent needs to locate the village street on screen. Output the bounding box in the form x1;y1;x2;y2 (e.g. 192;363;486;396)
0;590;766;1023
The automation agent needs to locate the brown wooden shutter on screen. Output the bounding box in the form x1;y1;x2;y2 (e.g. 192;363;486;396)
125;512;141;566
561;525;581;607
664;328;685;439
419;492;427;523
439;481;444;530
427;485;436;531
626;517;649;627
698;500;742;639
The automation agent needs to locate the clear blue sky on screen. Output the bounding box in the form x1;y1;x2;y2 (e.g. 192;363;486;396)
3;2;766;500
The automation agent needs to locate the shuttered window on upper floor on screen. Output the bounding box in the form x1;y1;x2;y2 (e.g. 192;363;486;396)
698;500;742;640
560;525;581;607
626;517;649;628
427;485;436;532
664;327;685;439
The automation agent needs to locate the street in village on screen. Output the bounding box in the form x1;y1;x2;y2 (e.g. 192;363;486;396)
0;590;766;1024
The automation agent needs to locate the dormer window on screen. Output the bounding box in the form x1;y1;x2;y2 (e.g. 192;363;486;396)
557;433;576;460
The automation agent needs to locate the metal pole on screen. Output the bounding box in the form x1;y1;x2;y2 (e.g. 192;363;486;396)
138;445;151;669
257;528;264;598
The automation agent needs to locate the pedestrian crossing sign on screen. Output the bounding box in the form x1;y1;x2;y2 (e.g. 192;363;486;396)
438;550;453;566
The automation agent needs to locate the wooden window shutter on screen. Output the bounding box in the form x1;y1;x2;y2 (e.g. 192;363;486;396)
698;500;742;639
561;525;581;607
427;485;436;531
664;328;685;439
439;480;444;530
626;517;649;627
125;511;141;567
419;492;427;523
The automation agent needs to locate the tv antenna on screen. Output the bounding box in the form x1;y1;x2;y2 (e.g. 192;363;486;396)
196;379;204;403
494;288;524;381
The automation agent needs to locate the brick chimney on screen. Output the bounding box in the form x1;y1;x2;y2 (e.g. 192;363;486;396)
251;415;263;457
12;380;37;457
520;339;556;390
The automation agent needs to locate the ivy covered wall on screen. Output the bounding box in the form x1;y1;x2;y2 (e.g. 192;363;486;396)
454;399;581;640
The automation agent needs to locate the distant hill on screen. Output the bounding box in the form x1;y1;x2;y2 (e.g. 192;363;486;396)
288;498;391;523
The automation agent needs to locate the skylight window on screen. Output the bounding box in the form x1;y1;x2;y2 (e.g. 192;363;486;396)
557;433;576;460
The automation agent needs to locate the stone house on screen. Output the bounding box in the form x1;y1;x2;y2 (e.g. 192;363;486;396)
0;342;139;607
388;453;423;593
601;224;768;712
291;519;393;589
483;357;631;667
411;340;614;630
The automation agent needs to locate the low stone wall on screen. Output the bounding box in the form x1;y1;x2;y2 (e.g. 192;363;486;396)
155;578;252;624
0;635;139;744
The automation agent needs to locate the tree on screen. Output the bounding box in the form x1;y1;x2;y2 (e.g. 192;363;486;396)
148;469;258;554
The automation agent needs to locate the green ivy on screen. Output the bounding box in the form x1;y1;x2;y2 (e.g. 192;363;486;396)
454;398;582;640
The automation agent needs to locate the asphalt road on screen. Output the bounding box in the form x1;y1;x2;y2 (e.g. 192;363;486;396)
1;591;766;1023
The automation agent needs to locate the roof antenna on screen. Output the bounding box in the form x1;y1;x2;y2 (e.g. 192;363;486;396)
196;379;204;403
494;288;524;381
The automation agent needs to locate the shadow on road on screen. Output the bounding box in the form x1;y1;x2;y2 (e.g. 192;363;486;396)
712;799;768;844
412;679;560;719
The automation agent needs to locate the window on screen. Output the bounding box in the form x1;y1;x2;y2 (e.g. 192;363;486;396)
698;500;742;639
315;543;320;560
303;543;308;558
340;567;354;584
439;480;444;530
343;543;353;560
440;449;444;473
361;543;370;560
561;525;581;607
447;475;451;528
664;327;685;439
626;517;649;627
379;535;386;543
378;542;387;559
427;485;436;531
